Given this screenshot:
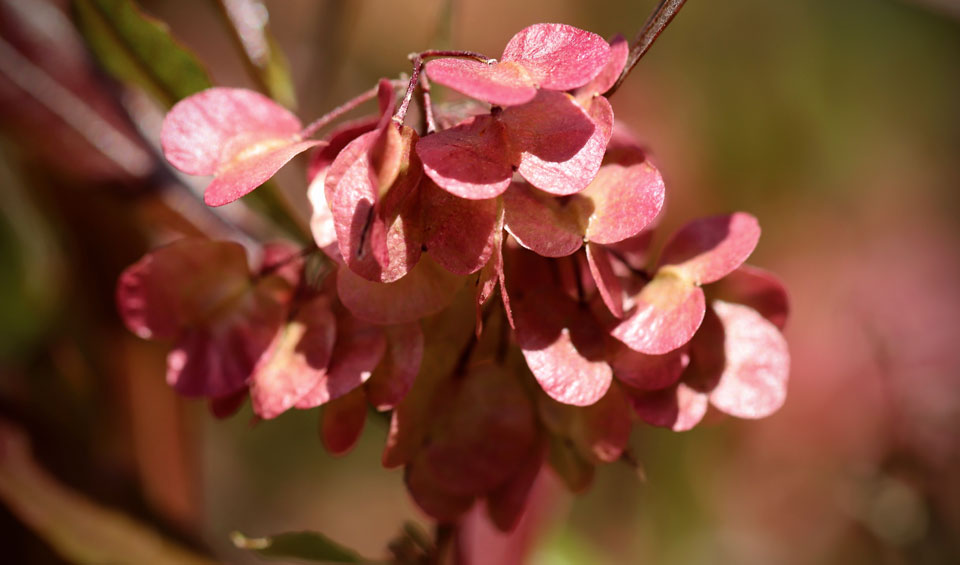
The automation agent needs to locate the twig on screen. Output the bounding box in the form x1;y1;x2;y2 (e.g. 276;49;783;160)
605;0;687;97
394;50;494;127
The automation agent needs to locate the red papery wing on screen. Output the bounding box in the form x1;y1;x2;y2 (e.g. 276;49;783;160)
658;213;761;285
160;88;320;206
626;383;708;432
709;265;789;329
421;179;500;275
295;315;387;408
337;256;465;324
249;296;337;419
513;288;612;407
502;182;583;257
707;300;789;419
365;322;424;411
611;273;706;355
501;23;611;92
611;344;688;391
425;58;537;107
503;90;609;196
320;387;368;455
417;114;513;199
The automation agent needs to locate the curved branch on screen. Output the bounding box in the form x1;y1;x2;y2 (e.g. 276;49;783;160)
605;0;687;97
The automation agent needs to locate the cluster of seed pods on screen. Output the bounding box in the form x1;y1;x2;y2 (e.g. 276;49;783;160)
117;23;789;527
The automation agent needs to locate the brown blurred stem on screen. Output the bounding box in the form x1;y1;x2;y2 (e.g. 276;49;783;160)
0;37;247;241
433;523;460;564
605;0;687;97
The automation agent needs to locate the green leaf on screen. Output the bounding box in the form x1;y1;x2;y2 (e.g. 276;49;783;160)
231;531;371;563
262;31;298;108
0;152;62;357
214;0;298;108
0;423;216;565
72;0;212;107
72;0;311;243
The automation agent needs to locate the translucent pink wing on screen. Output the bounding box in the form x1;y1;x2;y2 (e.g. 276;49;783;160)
575;35;629;97
203;139;321;206
116;239;250;340
585;242;624;319
484;443;545;532
166;287;286;398
295;315;387;409
249;296;337;419
325;126;422;282
421;179;500;275
626;383;708;432
425;58;537;106
161;88;302;175
475;209;512;334
365;322;424;411
611;273;706;355
707;300;790;419
502;182;583;257
658;213;761;285
208;390;248;419
570;382;632;463
580;157;664;245
320;387;368;455
611;345;688;391
709;265;789;329
306;117;379;183
160;88;320;206
513;290;612;406
501;23;611;91
404;459;476;522
417;114;513;199
419;364;538;496
307;173;341;262
502;90;610;195
337;257;464;324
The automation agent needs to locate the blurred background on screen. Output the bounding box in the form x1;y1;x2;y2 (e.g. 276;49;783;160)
1;0;958;563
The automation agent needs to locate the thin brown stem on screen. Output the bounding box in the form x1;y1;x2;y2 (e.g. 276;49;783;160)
394;49;495;127
605;247;652;281
256;246;315;279
417;49;492;62
404;521;436;554
394;56;423;127
433;523;459;565
300;82;387;138
572;253;587;305
419;72;437;134
605;0;687;97
451;331;479;380
619;448;648;482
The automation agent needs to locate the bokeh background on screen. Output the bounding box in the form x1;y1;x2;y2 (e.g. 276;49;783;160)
1;0;959;563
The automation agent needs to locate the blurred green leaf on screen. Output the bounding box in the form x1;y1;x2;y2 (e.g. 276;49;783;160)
531;526;613;565
231;530;373;563
0;151;62;357
0;422;215;565
73;0;310;243
213;0;297;108
262;32;297;107
72;0;212;107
